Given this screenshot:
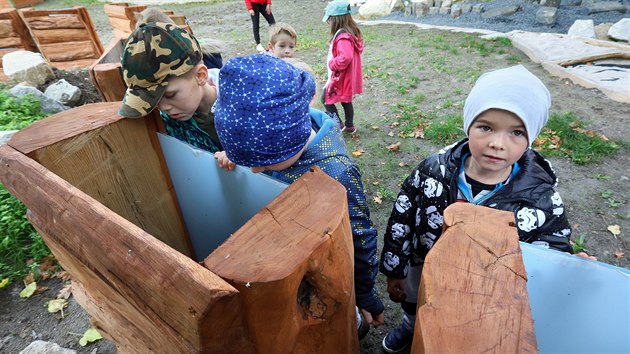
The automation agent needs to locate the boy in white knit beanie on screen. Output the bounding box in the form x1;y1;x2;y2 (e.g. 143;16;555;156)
379;65;590;353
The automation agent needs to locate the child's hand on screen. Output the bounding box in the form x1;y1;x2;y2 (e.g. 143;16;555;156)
214;151;236;171
248;9;254;16
265;4;271;14
574;251;597;261
386;277;406;303
360;308;385;327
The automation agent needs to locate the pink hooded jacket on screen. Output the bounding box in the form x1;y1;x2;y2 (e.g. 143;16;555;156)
325;32;364;104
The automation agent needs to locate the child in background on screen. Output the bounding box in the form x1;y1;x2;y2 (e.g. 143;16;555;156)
379;65;586;353
322;0;364;134
134;8;224;71
245;0;276;52
283;57;318;106
267;22;297;58
119;22;222;153
213;54;384;337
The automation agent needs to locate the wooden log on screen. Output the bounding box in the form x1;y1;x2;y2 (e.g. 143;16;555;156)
412;203;537;354
0;143;254;354
10;0;43;9
89;37;125;102
30;28;90;44
8;102;192;257
205;167;360;354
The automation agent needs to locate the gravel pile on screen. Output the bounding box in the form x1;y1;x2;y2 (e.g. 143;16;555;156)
381;0;630;34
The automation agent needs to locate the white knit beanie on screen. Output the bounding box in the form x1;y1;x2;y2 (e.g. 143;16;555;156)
463;65;551;147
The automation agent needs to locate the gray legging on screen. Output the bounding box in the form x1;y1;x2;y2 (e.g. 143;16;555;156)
250;3;275;45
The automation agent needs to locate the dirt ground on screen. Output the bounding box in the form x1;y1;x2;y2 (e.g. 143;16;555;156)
1;0;628;353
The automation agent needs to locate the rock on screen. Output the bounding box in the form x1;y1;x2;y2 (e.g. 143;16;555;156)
2;51;54;86
565;0;582;5
568;19;597;38
10;85;69;114
541;0;561;7
0;130;17;144
19;340;76;354
608;18;630;42
414;1;430;15
594;22;614;40
429;6;440;14
587;1;626;14
358;0;392;18
461;3;473;13
441;0;452;7
536;7;558;25
481;5;520;19
451;3;463;17
439;7;450;14
472;4;484;13
44;79;82;107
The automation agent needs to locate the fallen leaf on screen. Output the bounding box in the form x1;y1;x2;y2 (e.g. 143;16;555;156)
34;285;49;295
373;196;382;204
388;131;394;137
19;282;37;299
382;101;390;105
607;224;621;238
372;181;379;186
48;298;68;314
412;126;425;139
39;255;55;273
55;271;72;282
23;273;35;285
387;142;401;152
351;149;365;157
57;283;73;300
79;328;103;346
0;278;9;289
371;125;379;130
390;122;400;127
399;161;407;167
613;250;625;259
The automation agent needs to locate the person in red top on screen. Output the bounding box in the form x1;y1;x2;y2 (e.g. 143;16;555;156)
321;0;364;135
245;0;276;52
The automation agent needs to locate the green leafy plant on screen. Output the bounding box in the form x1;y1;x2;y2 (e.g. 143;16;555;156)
0;186;50;283
600;190;623;208
571;234;588;254
534;112;619;164
424;113;465;145
0;90;47;130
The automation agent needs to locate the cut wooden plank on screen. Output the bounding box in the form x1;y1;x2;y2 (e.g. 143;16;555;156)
88;37;126;101
7;102;192;257
205;167;360;354
0;35;20;47
30;28;90;44
412;203;537;354
0;143;254;354
0;8;39;52
52;58;99;71
39;40;97;61
24;14;85;29
0;18;16;36
107;16;132;34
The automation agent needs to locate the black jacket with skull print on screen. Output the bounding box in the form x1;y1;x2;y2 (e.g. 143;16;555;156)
379;138;573;279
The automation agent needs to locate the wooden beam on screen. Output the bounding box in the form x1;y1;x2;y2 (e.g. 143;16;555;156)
0;143;254;353
205;167;360;354
412;203;537;353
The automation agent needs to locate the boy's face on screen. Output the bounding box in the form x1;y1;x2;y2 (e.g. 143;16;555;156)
268;33;296;58
158;66;206;121
466;109;528;183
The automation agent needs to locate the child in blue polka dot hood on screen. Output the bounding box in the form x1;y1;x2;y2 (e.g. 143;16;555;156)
215;54;385;328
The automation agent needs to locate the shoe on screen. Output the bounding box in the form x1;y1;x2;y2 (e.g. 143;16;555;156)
341;126;356;134
382;322;413;353
256;43;265;52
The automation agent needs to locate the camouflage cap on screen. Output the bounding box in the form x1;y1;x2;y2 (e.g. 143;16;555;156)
119;22;202;118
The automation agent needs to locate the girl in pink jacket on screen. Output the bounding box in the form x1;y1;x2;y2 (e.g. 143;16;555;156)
322;0;364;134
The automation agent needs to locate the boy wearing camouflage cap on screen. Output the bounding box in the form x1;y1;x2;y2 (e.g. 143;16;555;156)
119;22;222;153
